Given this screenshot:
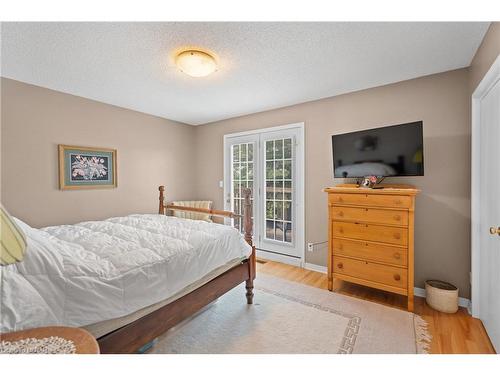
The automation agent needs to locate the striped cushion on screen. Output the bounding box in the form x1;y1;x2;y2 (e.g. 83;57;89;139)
171;201;213;222
1;204;27;265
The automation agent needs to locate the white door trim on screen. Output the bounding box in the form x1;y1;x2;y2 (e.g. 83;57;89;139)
471;54;500;318
223;122;305;265
256;250;303;267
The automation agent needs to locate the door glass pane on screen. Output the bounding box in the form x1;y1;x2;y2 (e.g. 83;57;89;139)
266;161;274;179
266;220;275;240
284;222;292;243
231;142;254;233
284;160;292;179
266;140;274;160
275;180;283;200
241;144;247;162
275;221;284;241
284;138;292;159
266;180;274;199
275;160;283;179
266;201;274;219
233;144;240;162
284;201;292;221
284;180;292;200
275;139;283;159
264;137;293;244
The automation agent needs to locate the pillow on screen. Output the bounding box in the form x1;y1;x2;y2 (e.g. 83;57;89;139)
0;204;27;265
171;201;213;222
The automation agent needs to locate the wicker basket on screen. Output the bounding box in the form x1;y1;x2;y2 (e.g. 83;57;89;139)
425;280;459;313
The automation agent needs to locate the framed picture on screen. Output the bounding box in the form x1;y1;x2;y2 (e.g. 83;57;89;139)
58;145;117;190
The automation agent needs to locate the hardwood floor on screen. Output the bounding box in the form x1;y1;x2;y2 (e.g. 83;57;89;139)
256;259;496;354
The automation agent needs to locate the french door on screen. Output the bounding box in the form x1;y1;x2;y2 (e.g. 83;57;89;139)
224;124;304;263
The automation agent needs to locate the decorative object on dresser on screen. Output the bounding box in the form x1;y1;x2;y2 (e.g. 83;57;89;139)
0;326;99;354
58;144;117;190
324;184;419;311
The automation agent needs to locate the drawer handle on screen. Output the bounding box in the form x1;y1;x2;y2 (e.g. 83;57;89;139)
338;244;343;250
393;252;401;260
394;215;401;221
337;262;343;269
394;199;402;205
337;197;344;202
393;233;401;239
338;227;344;233
337;211;344;217
394;274;401;281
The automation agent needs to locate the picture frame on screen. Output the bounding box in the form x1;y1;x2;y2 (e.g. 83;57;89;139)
58;145;117;190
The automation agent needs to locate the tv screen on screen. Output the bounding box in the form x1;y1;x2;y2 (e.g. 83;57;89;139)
332;121;424;178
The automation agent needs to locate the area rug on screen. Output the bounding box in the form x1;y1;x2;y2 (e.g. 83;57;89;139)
149;274;431;354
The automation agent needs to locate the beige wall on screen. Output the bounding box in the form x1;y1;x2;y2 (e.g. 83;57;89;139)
1;78;196;227
469;22;500;93
194;69;472;297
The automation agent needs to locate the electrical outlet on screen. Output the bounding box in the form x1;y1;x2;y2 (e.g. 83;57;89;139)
307;243;314;252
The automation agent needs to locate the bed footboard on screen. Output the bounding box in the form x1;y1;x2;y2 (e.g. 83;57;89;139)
158;185;256;303
97;187;256;353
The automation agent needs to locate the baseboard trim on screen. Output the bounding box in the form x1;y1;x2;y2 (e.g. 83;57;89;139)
255;250;302;267
414;287;471;311
303;263;328;274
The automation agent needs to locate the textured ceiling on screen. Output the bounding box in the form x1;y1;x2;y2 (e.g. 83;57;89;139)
0;22;490;125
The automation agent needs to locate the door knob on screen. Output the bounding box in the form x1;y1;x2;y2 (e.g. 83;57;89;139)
490;227;500;236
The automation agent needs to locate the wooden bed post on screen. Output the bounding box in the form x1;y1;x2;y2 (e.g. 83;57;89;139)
158;186;165;215
242;188;256;304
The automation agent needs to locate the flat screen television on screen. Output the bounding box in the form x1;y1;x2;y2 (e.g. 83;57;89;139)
332;121;424;178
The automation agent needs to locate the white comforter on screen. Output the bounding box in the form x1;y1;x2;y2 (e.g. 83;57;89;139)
0;214;252;333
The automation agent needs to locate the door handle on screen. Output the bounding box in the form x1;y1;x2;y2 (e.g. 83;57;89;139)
490;227;500;236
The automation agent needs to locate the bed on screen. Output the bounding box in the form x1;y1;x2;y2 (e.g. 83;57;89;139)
0;186;256;353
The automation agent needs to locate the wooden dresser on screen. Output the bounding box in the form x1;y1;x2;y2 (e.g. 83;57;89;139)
324;184;419;311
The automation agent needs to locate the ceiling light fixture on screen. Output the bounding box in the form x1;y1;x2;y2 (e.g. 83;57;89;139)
175;50;217;78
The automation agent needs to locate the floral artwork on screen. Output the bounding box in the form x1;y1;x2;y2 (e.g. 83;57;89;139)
70;155;109;181
59;145;117;189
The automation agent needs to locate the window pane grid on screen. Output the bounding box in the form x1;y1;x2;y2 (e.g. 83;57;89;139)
265;138;293;243
231;143;254;233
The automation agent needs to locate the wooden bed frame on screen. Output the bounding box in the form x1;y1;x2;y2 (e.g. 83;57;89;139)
97;186;256;354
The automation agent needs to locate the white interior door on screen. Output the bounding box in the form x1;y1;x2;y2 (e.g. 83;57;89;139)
478;74;500;351
224;124;304;264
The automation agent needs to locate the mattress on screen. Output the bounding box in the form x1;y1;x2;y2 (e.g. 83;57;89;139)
0;214;252;333
84;257;244;338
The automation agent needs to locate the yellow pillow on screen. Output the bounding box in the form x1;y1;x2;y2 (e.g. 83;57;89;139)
0;204;27;265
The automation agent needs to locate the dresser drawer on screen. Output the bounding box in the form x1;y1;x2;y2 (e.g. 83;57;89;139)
333;238;407;266
332;222;408;246
333;256;408;289
329;206;408;226
329;193;411;209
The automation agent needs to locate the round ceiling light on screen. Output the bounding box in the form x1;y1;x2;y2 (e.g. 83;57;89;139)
175;50;217;78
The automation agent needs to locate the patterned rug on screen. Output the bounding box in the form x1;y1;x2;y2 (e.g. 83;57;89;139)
149;274;430;354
